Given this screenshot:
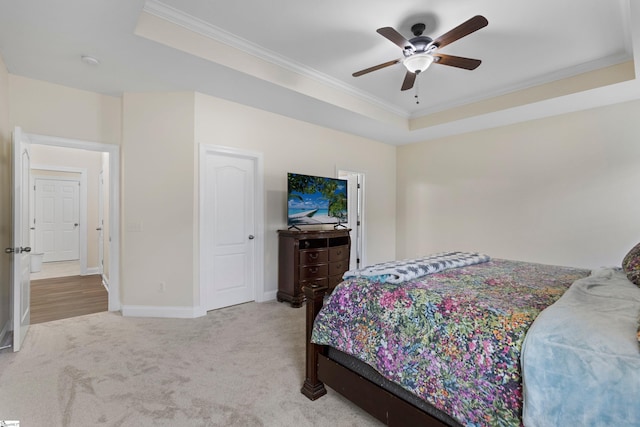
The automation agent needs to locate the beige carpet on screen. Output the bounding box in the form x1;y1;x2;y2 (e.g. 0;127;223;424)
0;301;379;426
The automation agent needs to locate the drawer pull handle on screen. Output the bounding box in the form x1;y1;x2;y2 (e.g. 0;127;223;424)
336;250;342;255
309;253;318;259
310;267;318;274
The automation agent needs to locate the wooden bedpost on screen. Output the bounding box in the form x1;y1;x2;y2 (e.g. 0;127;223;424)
300;284;328;400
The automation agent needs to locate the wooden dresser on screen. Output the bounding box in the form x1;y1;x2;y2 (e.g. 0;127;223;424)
277;228;351;307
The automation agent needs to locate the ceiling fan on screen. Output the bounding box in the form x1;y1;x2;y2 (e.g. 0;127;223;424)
353;15;488;91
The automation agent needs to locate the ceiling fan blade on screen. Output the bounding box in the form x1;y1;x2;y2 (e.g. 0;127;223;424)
433;53;481;70
352;59;401;77
401;71;416;91
377;27;415;51
432;15;488;49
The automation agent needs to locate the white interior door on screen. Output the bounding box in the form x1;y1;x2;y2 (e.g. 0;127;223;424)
201;148;257;311
35;178;80;262
11;127;31;352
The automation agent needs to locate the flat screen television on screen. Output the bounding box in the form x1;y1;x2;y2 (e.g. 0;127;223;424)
287;173;347;228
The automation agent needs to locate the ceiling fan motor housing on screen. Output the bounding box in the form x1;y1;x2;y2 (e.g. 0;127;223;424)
404;35;434;57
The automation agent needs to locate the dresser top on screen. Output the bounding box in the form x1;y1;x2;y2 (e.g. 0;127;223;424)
278;228;351;239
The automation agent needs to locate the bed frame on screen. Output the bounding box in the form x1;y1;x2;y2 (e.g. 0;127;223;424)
300;284;457;427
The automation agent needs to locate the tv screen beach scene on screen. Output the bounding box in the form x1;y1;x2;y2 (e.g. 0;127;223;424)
288;173;347;225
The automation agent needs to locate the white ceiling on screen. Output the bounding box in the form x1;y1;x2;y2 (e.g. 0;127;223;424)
0;0;638;145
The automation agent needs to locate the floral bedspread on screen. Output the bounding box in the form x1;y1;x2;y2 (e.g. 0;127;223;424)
311;259;589;427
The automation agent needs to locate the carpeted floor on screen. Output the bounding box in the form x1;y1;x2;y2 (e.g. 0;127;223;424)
0;301;380;426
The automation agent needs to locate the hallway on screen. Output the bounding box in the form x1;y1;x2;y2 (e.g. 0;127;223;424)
30;261;108;324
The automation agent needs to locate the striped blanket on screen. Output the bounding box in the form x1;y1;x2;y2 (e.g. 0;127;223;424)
342;251;490;284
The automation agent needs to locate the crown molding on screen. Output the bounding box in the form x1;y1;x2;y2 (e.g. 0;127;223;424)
410;51;633;119
143;0;409;118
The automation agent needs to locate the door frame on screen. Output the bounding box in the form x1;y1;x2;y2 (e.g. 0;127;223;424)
97;168;104;275
198;144;265;314
337;169;366;269
26;133;120;311
32;169;86;271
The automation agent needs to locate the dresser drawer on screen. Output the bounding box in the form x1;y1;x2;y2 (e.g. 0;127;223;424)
329;245;349;261
329;260;348;276
299;264;328;280
300;277;328;290
300;249;328;265
278;228;351;308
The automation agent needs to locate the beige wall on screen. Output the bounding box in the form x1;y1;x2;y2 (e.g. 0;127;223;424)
6;69;640;316
120;91;397;310
30;145;103;270
397;98;640;268
8;75;121;145
7;71;640;317
195;92;397;296
0;54;11;337
122;92;196;307
4;76;395;314
7;75;121;311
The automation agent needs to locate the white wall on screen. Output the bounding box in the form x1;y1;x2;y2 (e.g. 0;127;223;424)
397;98;640;268
0;53;11;341
195;92;397;296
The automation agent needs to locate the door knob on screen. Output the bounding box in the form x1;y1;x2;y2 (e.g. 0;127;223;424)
4;247;31;253
248;235;255;240
96;227;103;231
74;223;79;227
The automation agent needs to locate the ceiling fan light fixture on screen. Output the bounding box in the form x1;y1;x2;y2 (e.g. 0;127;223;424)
403;53;434;73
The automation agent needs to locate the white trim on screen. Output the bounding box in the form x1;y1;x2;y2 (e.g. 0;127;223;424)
142;0;408;118
198;144;266;310
101;273;109;291
337;169;367;269
261;290;277;302
145;0;634;121
121;305;204;319
31;168;88;274
85;267;100;275
411;52;633;118
25;133;121;312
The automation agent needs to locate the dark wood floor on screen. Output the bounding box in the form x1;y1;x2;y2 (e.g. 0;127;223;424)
30;274;108;324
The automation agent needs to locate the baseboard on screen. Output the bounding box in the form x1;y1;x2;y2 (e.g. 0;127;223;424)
258;289;277;302
122;291;278;319
121;305;206;319
86;267;100;275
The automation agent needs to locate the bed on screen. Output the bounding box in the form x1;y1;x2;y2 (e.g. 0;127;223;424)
300;248;640;426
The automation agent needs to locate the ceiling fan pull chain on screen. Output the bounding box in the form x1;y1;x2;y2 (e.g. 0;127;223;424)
415;77;420;104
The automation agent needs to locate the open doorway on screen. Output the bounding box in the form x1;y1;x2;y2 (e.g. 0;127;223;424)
23;133;120;321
